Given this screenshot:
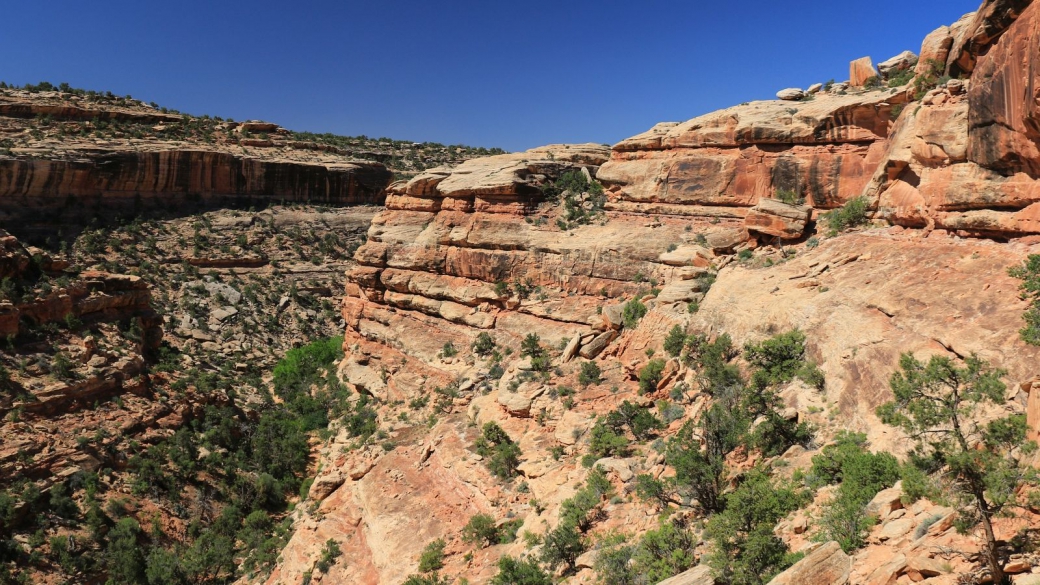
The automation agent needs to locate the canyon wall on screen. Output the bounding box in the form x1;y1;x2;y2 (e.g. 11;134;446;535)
0;91;392;240
260;1;1040;583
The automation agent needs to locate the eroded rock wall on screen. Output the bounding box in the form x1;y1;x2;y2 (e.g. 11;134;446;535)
272;1;1040;583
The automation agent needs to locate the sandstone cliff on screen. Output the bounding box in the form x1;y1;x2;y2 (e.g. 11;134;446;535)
0;89;393;241
264;1;1040;584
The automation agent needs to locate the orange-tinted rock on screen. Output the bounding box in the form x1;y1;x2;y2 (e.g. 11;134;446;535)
967;1;1040;176
948;0;1033;77
850;56;879;87
601;92;899;216
744;198;812;239
769;541;851;585
917;25;955;74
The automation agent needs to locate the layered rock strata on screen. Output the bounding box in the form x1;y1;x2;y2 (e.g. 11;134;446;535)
273;1;1040;583
0;91;392;240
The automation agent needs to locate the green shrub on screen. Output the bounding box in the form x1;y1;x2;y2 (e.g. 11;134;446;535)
578;361;602;387
472;332;496;356
521;333;543;358
51;352;77;381
417;539;446;573
705;469;807;585
631;521;697;582
664;325;687;358
638;359;666;394
462;513;500;548
813;437;900;552
475;422;522;479
605;401;665;441
887;66;917;87
775;189;804;205
492;555;552;585
316;539;342;573
822;196;870;235
622;298;647;329
912;59;948;100
1009;254;1040;345
439;342;457;358
588;420;630;458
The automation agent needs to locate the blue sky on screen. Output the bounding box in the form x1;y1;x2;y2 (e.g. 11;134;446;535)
5;0;978;151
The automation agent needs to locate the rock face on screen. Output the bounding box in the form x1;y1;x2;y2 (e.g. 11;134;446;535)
850;56;879;86
744;198;812;239
967;0;1040;176
768;542;851;585
269;3;1040;584
598;89;902;235
864;0;1040;239
341;142;717;393
0;90;393;242
0;150;390;240
776;88;806;101
878;50;919;78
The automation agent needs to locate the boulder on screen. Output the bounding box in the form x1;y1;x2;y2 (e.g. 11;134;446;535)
656;565;714;585
705;229;748;253
808;83;823;94
768;541;851;585
308;474;345;501
601;304;624;330
659;245;711;267
562;333;582;362
865;484;903;519
497;384;546;417
580;330;617;359
744;198;812;239
594;457;634;482
917;25;954;75
777;88;806;101
878;517;914;541
906;556;947;577
850;56;879;86
878;50;919;78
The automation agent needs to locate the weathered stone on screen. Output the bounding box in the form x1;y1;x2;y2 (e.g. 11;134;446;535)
555;410;594;445
602;304;624;330
656;565;714;585
308;474;345;501
878;50;919;78
878;517;914;541
656;280;706;304
562;333;582;362
744;198;812;239
580;330;617;359
967;1;1040;176
768;541;851;585
850;56;879;86
906;556;947;577
594;457;634;482
777;88;806;101
497;384;546;417
866;484;904;519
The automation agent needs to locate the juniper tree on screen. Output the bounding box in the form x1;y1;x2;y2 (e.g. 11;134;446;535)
877;353;1039;584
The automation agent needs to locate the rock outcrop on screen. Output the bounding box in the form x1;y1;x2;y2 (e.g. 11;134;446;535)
276;2;1040;584
0;90;393;241
868;0;1040;238
768;542;851;585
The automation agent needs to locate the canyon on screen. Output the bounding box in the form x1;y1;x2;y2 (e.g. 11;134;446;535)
2;1;1040;585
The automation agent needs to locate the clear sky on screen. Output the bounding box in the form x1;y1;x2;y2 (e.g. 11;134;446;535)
5;0;978;152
